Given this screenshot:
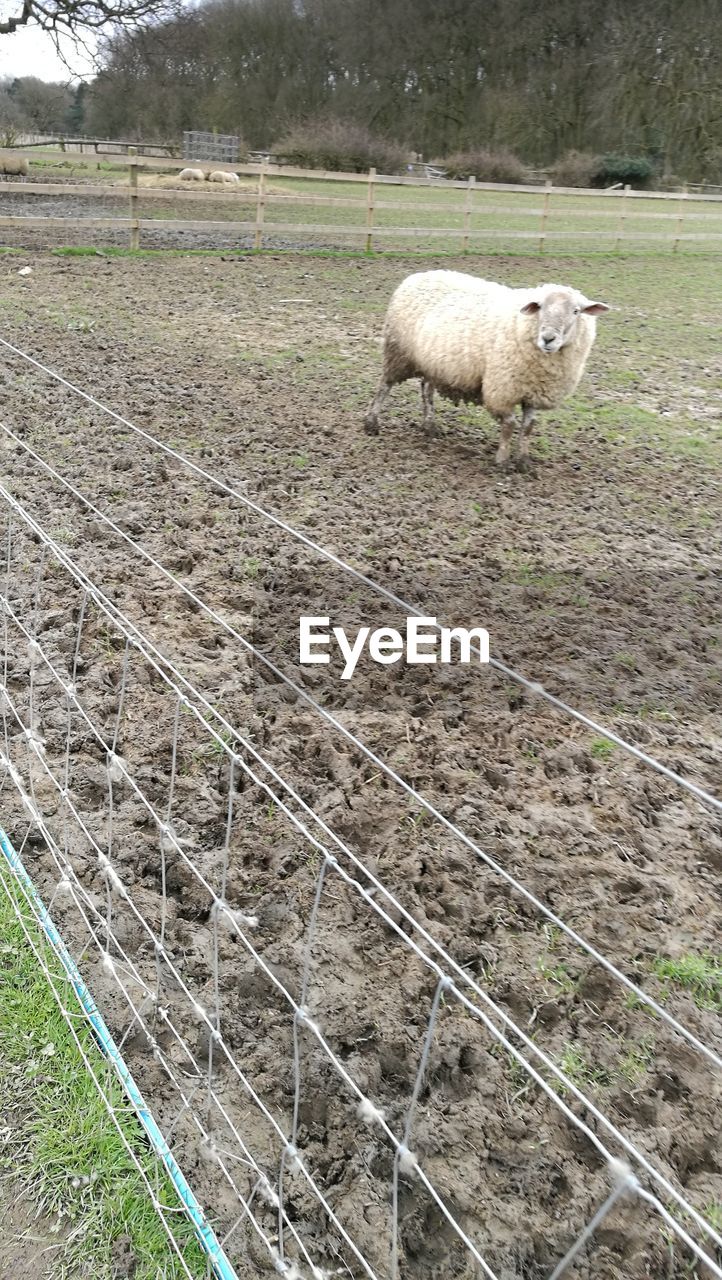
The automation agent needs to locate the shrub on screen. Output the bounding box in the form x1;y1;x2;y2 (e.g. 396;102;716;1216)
438;148;527;184
549;150;600;188
594;155;655;189
272;119;408;174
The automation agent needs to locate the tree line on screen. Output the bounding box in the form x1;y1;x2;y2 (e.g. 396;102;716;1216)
3;0;721;181
0;77;86;141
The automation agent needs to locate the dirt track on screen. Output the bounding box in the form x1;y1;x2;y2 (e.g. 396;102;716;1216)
0;249;720;1279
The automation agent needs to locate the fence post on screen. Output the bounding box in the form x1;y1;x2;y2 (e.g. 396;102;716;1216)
254;159;267;251
539;179;552;254
128;145;139;251
462;175;475;253
365;166;376;253
614;184;630;253
672;183;688;252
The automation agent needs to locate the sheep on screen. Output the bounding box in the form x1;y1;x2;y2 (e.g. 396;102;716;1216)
363;270;609;468
208;170;240;184
0;155;29;179
179;167;206;182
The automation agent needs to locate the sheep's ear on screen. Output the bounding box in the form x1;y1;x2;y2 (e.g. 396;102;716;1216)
520;301;541;314
581;301;610;315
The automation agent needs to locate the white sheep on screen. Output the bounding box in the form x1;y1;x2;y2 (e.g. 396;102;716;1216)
364;270;609;467
179;167;206;182
208;170;240;184
0;155;29;179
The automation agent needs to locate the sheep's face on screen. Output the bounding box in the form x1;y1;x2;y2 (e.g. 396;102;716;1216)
521;288;609;354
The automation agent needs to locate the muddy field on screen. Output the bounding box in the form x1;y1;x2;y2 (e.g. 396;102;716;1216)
0;1183;64;1280
0;248;720;1279
0;183;292;251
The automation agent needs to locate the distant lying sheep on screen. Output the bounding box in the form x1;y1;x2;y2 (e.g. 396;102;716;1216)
208;170;240;184
179;167;205;182
0;155;29;178
364;270;609;468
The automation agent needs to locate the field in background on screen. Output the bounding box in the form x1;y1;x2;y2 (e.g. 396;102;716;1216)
1;153;721;254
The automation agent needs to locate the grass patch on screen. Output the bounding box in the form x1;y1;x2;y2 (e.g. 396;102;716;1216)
590;737;616;760
557;1043;611;1092
616;1037;655;1084
538;960;577;995
0;863;206;1279
47;242;722;262
652;953;722;1012
706;1203;722;1233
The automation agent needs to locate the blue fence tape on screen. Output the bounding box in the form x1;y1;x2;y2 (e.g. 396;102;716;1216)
0;824;239;1280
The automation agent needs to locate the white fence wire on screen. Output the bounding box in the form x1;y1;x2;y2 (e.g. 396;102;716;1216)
2;486;721;1279
0;827;223;1279
0;340;720;1279
0;336;718;817
0;425;718;1074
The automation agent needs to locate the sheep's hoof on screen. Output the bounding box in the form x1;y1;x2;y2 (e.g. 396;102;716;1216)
363;414;380;436
516;454;535;474
495;452;512;470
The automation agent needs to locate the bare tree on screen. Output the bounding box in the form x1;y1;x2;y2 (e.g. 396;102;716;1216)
6;76;73;129
82;0;722;178
0;0;175;38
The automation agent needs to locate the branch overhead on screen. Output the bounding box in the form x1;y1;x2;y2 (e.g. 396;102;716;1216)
0;0;173;36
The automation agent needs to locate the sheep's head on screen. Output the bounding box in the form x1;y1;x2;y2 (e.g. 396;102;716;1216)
521;286;609;354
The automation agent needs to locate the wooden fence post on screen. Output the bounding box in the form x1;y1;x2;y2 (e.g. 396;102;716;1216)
614;184;630;252
365;166;376;253
672;183;688;252
462;175;475;253
539;179;552;253
128;145;139;250
254;159;267;251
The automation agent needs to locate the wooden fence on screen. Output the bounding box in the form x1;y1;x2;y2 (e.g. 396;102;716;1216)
8;134;180;157
2;148;722;253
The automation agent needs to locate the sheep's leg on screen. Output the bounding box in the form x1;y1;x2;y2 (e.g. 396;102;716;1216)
363;377;392;435
495;412;518;467
420;379;439;435
517;403;537;469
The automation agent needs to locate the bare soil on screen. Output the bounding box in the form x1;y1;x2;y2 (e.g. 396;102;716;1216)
0;185;342;251
0;1182;66;1280
0;249;720;1280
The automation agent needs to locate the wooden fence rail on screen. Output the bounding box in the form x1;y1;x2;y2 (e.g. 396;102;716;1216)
11;148;722;199
1;152;722;253
7;182;722;223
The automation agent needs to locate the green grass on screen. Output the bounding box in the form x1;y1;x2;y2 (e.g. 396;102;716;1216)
557;1043;611;1092
23;154;722;258
0;866;206;1279
706;1203;722;1233
537;960;577;995
617;1038;655;1084
252;177;722;255
557;1037;658;1094
652;953;722;1012
590;737;616;760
